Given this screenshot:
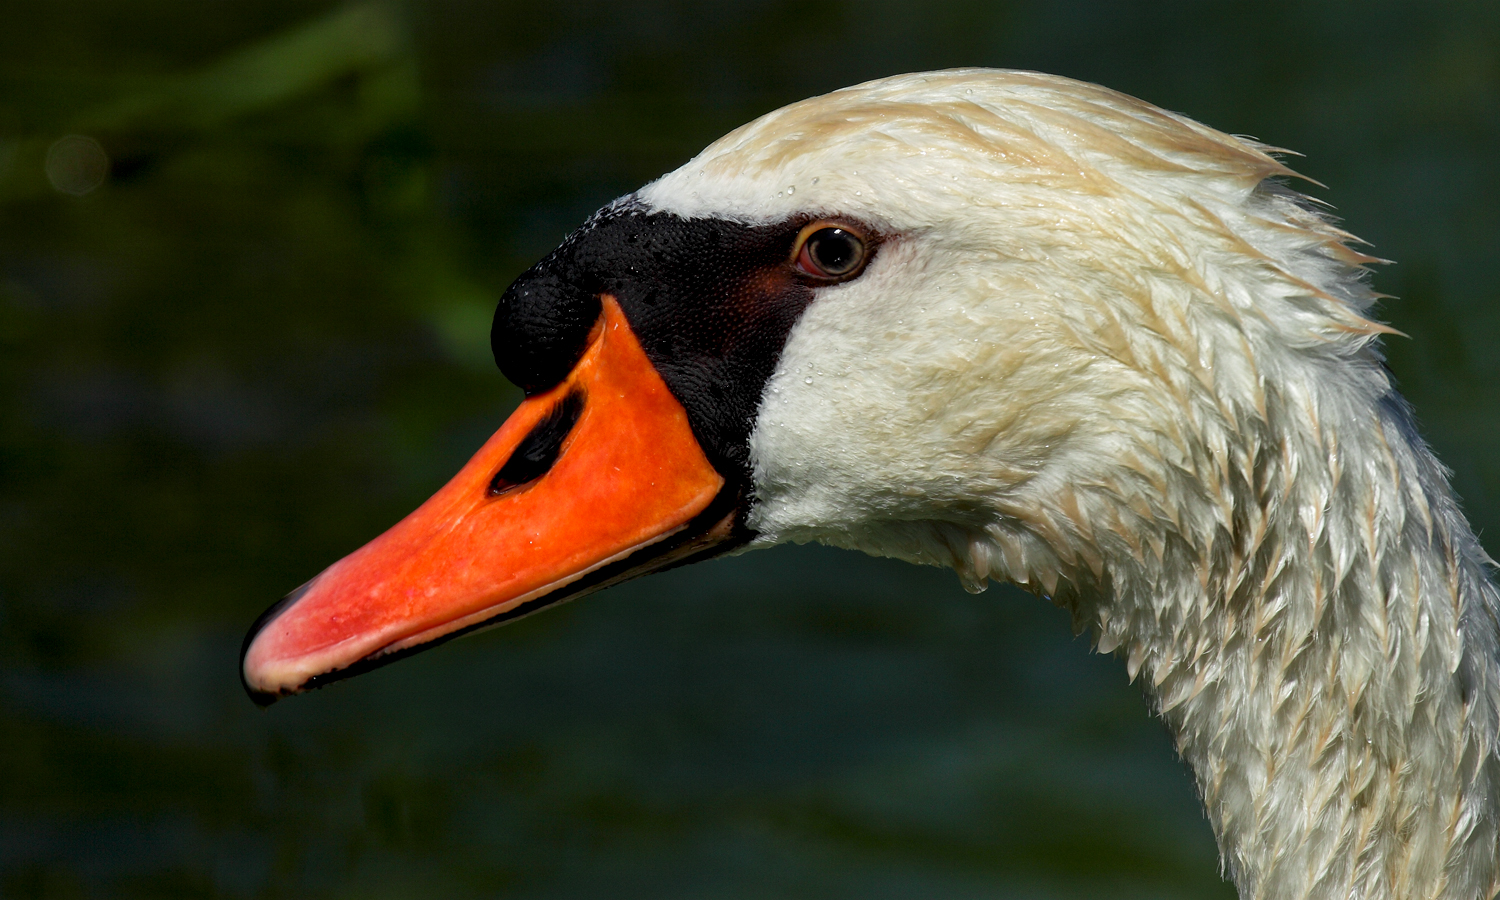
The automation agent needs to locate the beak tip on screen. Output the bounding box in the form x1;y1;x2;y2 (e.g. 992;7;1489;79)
239;639;294;706
239;578;319;707
239;642;295;707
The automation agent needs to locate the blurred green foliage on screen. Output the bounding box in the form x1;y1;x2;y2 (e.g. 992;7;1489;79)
0;1;1496;898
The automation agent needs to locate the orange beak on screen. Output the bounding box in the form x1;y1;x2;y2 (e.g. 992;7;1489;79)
241;297;733;703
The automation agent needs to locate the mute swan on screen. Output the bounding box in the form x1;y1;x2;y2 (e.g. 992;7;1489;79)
241;70;1500;900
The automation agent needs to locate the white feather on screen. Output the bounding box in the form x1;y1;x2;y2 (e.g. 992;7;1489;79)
639;70;1500;900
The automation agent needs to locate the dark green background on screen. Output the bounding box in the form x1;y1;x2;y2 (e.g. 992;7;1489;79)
2;2;1497;897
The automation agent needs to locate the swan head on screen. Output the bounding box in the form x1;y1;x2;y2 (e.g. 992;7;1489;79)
644;69;1389;595
241;68;1388;699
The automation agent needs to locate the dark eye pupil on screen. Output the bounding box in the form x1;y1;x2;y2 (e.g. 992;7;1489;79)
808;228;861;275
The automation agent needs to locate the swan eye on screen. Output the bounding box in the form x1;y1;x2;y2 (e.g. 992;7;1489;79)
794;224;868;280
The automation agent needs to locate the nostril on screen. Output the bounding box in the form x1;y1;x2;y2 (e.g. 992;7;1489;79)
489;389;586;495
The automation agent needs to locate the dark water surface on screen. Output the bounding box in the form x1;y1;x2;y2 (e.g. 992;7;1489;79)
3;2;1498;897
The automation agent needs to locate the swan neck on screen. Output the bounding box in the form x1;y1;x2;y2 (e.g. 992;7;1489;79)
1088;389;1500;900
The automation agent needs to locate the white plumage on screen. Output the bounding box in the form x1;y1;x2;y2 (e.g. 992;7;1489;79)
636;70;1500;900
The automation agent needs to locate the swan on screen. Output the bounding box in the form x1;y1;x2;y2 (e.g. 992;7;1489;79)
240;70;1500;900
